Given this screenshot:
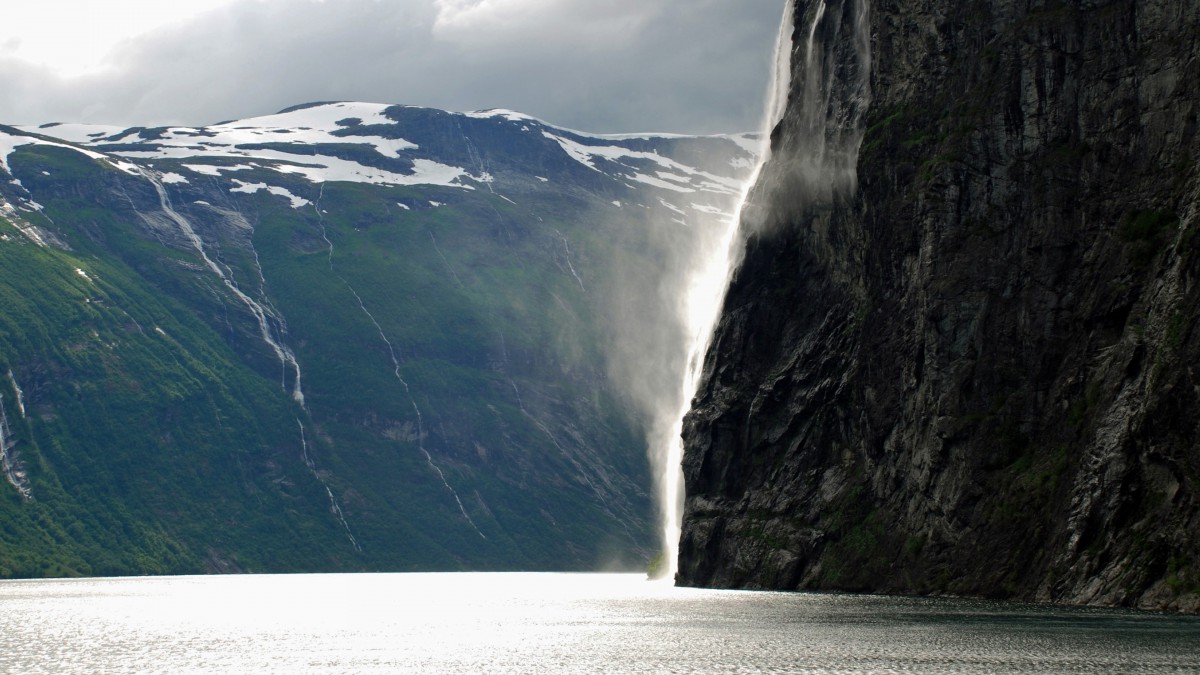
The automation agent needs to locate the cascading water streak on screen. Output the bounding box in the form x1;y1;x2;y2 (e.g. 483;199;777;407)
298;420;362;552
658;0;871;580
133;171;369;550
7;370;26;418
311;191;485;539
135;169;305;405
0;395;31;500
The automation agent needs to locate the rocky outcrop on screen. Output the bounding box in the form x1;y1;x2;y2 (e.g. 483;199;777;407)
678;0;1200;612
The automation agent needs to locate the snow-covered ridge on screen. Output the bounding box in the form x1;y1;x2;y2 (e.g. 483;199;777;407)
461;108;538;124
0;127;140;177
542;132;745;196
8;102;755;199
15;103;473;191
462;107;749;146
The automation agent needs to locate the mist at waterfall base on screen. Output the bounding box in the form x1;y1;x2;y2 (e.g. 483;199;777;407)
608;0;873;577
3;573;1199;673
597;0;796;580
596;150;752;578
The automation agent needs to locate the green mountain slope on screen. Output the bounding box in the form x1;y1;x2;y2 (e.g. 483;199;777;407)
0;104;750;575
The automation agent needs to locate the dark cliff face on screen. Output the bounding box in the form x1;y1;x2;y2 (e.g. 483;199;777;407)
679;0;1200;612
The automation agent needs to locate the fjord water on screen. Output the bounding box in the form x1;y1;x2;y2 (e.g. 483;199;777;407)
1;573;1197;673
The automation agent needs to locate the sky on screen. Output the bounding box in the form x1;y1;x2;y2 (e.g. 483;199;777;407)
0;0;786;135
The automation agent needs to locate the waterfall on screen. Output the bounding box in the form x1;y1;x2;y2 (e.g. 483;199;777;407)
136;169;306;405
132;170;370;550
0;394;32;500
648;0;797;581
299;420;362;552
311;186;485;539
742;0;872;238
656;0;871;580
8;370;26;418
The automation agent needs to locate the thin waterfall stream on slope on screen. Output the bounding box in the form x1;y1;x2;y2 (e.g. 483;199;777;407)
0;394;32;500
134;170;367;551
311;187;485;539
135;169;305;405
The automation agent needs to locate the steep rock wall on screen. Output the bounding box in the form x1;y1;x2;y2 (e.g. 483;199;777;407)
679;0;1200;612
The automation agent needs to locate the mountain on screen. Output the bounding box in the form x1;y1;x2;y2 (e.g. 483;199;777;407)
0;102;753;576
678;0;1200;613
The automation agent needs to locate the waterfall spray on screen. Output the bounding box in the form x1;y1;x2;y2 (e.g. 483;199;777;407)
651;0;798;581
655;0;872;580
750;0;872;230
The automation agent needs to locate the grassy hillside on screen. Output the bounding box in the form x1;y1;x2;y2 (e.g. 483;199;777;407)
0;107;748;576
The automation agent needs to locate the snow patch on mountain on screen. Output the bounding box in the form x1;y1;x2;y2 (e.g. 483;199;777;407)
0;132;32;175
463;109;538;124
658;199;686;217
689;202;729;216
198;111;418;160
183;163;255;176
106;130;479;190
631;173;694;193
234;102;398;131
229;180;311;209
721;133;762;155
655;171;693;185
169;150;478;189
542;132;742;196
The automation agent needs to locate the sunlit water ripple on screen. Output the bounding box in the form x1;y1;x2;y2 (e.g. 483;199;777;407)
0;572;1197;673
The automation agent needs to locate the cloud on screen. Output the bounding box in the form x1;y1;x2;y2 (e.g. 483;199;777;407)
0;0;785;134
432;0;661;49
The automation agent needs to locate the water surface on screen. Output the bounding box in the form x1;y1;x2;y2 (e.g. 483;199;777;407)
1;572;1197;673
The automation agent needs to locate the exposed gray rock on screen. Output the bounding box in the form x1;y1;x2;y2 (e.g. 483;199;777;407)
679;0;1200;612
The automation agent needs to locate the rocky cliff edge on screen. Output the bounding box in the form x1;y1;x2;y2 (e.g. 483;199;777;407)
679;0;1200;612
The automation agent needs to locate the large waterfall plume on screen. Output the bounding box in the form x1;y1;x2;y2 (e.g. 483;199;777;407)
654;0;871;580
638;0;798;581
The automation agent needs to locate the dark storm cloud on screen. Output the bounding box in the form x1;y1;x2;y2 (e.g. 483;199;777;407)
0;0;785;134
